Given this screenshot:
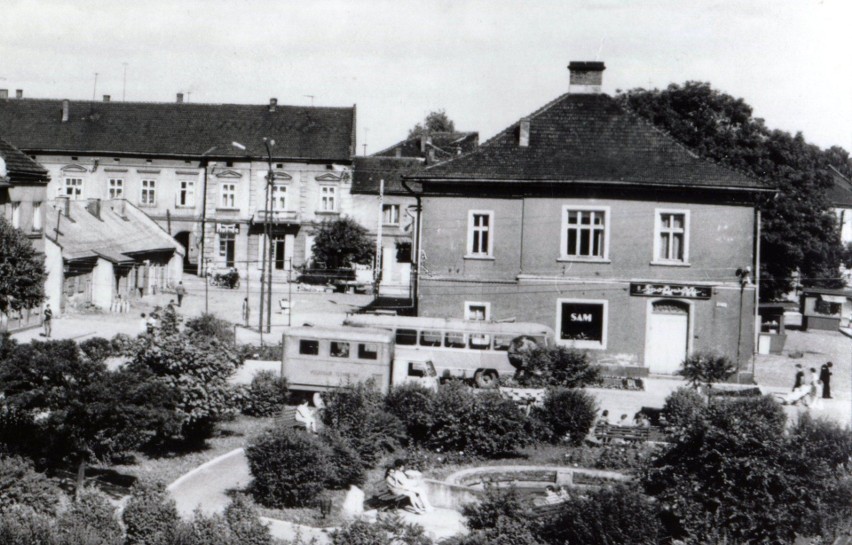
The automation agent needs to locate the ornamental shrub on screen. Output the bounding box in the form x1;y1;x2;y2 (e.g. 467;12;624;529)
0;454;60;515
241;371;289;417
56;487;123;545
662;387;706;432
515;346;602;388
79;337;113;363
224;494;272;545
384;383;436;445
330;514;432;545
457;486;543;545
0;505;57;545
185;313;236;345
122;482;181;545
679;350;737;388
321;429;366;489
533;388;598;446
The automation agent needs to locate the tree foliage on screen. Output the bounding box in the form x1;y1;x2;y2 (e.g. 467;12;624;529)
617;82;850;299
407;109;456;138
310;217;375;270
0;216;46;315
123;482;181;545
0;454;60;516
532;388;598;446
678;350;737;389
514;346;602;388
331;514;433;545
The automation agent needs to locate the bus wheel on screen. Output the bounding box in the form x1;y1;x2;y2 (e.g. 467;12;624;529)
474;370;498;389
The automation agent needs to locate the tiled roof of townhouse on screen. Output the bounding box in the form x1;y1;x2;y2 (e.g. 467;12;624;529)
47;199;184;262
372;131;479;160
0;135;49;182
413;93;767;191
352;156;424;194
0;98;356;161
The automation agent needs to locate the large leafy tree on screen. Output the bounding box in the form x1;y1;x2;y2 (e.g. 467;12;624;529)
617;82;850;299
407;109;456;138
310;217;375;270
0;216;45;315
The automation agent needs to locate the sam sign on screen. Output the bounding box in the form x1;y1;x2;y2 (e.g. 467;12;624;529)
630;283;712;300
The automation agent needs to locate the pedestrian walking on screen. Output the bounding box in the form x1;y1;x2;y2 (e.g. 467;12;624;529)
175;281;187;307
792;363;804;391
819;362;833;399
242;297;250;327
42;304;52;338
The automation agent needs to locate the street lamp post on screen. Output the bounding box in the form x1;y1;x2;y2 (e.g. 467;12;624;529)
259;138;275;334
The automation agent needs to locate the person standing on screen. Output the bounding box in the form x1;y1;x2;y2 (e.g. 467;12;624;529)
819;362;833;399
175;281;187;307
42;304;52;338
242;297;250;327
792;364;804;391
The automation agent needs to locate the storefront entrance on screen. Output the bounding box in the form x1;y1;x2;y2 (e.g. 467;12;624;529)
645;300;690;374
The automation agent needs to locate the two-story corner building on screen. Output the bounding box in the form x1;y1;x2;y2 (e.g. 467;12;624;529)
350;132;479;296
409;62;774;376
0;93;356;280
0;136;50;331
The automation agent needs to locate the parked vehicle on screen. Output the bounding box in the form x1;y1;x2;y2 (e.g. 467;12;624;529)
208;267;240;289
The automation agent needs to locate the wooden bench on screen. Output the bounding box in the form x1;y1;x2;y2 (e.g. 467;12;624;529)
279;406;307;431
530;501;566;519
594;423;651;444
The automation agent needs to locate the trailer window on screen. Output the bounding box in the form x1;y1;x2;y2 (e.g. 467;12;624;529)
330;341;350;358
469;334;491;350
419;330;442;347
299;340;319;355
358;343;379;360
493;335;513;351
444;331;466;348
396;329;417;345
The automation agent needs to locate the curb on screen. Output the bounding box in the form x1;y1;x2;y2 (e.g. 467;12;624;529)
166;447;246;492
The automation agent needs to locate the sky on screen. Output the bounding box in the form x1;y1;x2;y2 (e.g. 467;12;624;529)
1;0;850;154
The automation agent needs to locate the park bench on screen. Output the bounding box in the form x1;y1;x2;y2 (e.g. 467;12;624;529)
530;501;567;519
278;406;307;431
594;423;653;444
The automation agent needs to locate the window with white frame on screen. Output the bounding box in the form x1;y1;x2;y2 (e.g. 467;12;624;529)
320;186;336;211
561;207;609;260
467;210;493;257
140;179;157;206
32;202;42;232
556;299;607;349
63;178;83;199
178;180;195;207
465;301;491;321
108;178;124;199
220;183;236;209
272;184;287;210
382;204;400;225
654;210;689;263
11;202;21;229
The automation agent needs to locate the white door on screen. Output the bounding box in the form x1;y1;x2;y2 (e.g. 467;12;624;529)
645;301;689;374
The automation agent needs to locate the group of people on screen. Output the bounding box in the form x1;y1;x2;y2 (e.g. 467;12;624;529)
543;485;570;505
385;459;433;515
784;362;833;407
599;410;652;428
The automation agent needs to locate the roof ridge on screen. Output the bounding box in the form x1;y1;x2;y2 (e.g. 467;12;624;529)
2;97;353;111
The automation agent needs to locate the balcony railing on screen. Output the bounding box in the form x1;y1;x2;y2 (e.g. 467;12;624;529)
252;209;301;224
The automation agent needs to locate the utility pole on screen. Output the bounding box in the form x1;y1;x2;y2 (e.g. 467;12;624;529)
259;138;276;335
375;179;384;295
122;63;128;101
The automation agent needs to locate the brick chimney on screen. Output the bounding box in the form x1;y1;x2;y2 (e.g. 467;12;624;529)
568;61;605;94
103;95;110;102
518;117;531;147
86;198;102;220
0;90;7;99
15;89;22;99
177;93;184;103
269;98;278;112
61;100;70;122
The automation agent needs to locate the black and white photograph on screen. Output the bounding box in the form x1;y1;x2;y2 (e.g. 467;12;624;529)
1;1;851;543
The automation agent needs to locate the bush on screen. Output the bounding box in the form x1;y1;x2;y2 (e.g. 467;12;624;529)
662;387;706;431
110;333;139;357
0;454;60;515
238;344;282;361
679;350;737;388
241;371;289;417
185;313;236;345
246;425;335;508
224;494;272;545
79;337;113;363
384;383;436;445
122;482;181;545
321;381;405;466
538;485;661;545
56;487;123;545
459;486;542;545
515;346;601;388
321;430;366;489
425;381;530;458
0;505;57;545
533;388;598;446
330;514;432;545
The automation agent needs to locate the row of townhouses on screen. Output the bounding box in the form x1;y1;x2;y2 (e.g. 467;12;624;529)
1;62;785;375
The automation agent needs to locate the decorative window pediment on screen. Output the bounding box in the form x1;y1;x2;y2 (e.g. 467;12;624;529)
60;164;88;173
315;172;344;182
215;169;243;179
272;171;292;181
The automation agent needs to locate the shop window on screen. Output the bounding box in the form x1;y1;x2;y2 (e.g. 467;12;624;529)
556;299;607;349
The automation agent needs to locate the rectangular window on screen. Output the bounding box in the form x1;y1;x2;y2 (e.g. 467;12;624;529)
655;210;689;263
63;178;83;199
465;302;490;321
108;178;124;199
556;299;608;349
444;332;466;348
493;335;514;351
562;207;608;259
468;334;491;350
140;179;157;206
32;202;42;232
299;339;319;355
179;181;196;207
382;204;400;225
330;341;350;358
358;343;379;360
272;185;287;210
321;186;336;211
220;183;236;209
395;329;417;345
419;330;443;347
466;210;493;257
11;202;21;229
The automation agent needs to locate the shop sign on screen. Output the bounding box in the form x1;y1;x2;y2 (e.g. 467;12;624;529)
630;282;712;300
216;223;240;234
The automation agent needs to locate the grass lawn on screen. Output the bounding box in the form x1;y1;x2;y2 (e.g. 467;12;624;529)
111;414;277;487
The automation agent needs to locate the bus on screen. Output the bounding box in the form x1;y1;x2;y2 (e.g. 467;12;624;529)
343;314;555;388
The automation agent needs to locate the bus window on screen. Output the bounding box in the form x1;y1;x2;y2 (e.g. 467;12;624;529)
444;331;466;348
419;330;442;347
358;343;379;360
396;329;417;345
493;335;513;351
469;334;491;350
299;340;319;355
330;341;350;358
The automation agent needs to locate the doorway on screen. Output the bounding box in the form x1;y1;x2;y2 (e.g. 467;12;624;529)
274;239;286;270
645;300;690;374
